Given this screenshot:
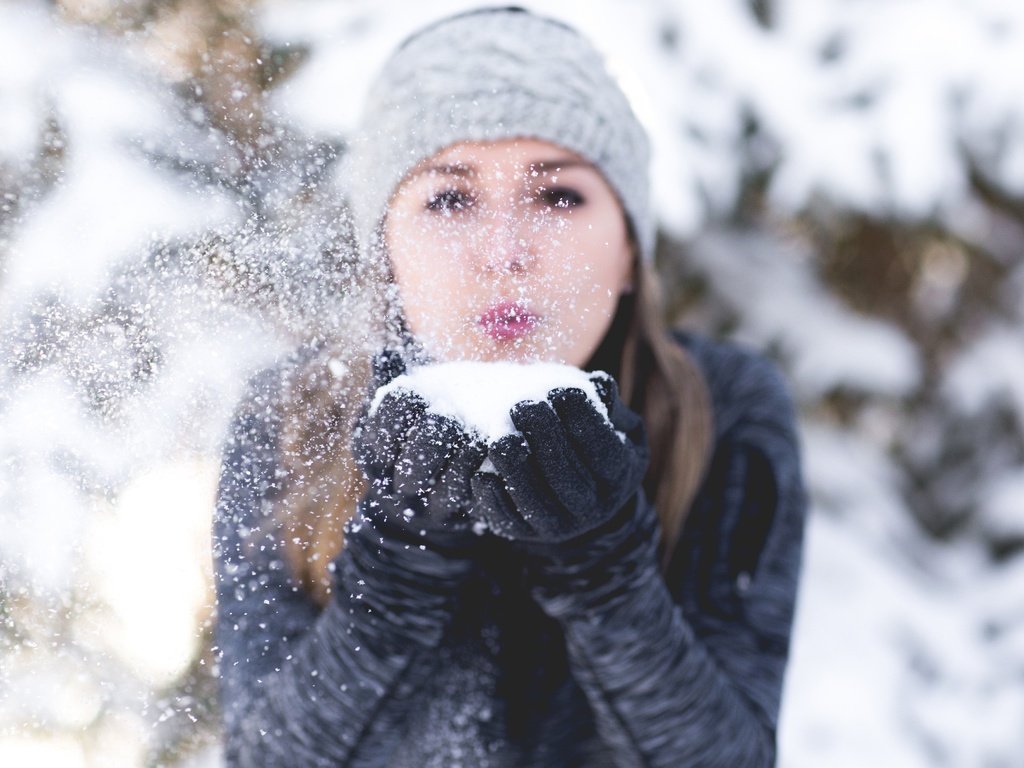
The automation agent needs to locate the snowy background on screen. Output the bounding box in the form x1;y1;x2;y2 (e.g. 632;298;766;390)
1;0;1022;765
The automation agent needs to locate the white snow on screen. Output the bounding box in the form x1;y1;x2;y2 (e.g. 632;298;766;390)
783;426;1024;767
943;324;1024;431
981;472;1024;541
83;460;218;687
2;1;1024;766
371;361;609;443
0;736;86;768
0;62;239;313
686;230;921;399
0;5;288;764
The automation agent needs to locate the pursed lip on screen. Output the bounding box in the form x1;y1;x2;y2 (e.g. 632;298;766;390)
478;300;540;341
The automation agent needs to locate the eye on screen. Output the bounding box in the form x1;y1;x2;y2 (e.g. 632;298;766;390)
539;186;585;209
426;189;473;213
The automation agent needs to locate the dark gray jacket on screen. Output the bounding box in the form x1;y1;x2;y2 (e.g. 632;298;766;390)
212;331;807;767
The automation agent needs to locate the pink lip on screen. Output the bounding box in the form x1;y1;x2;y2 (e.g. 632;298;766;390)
478;301;540;341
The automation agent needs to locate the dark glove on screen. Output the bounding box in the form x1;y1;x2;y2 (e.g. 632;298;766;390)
338;349;486;645
471;373;661;621
471;373;649;547
351;348;487;551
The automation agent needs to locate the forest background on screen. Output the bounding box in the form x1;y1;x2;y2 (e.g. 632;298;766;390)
1;0;1022;765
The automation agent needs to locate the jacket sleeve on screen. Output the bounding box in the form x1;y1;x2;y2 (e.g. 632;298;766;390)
529;352;807;768
212;370;467;767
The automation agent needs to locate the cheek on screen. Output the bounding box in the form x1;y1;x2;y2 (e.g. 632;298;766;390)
558;222;631;302
547;220;631;358
393;259;458;324
387;221;471;337
536;252;625;354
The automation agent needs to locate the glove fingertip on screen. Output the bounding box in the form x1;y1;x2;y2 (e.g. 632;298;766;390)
372;348;407;386
548;385;586;404
588;371;617;410
489;432;530;466
509;399;547;431
548;386;592;421
376;387;421;417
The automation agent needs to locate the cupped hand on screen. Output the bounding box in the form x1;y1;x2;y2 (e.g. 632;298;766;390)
352;351;486;548
471;373;649;546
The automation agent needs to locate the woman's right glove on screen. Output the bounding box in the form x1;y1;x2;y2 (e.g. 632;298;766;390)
338;349;487;645
470;373;649;546
470;374;657;618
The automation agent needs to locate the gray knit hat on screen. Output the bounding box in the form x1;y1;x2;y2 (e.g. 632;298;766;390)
347;6;654;265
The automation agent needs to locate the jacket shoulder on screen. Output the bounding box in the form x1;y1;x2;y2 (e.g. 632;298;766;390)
235;340;332;415
220;341;327;457
669;329;798;442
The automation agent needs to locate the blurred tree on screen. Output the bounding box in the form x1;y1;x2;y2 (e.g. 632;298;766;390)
1;0;1022;765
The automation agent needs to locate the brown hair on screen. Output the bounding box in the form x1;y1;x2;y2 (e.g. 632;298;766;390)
272;260;713;606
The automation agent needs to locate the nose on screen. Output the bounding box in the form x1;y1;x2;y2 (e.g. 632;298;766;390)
478;204;537;275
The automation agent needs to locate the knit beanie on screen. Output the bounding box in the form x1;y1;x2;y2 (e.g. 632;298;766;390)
347;6;654;265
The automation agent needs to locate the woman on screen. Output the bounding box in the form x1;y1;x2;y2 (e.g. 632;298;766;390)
213;7;806;767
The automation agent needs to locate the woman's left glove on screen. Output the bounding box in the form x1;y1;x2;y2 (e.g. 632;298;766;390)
471;373;649;546
470;374;658;617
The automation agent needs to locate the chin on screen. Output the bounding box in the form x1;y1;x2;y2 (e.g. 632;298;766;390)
434;333;578;366
501;343;576;366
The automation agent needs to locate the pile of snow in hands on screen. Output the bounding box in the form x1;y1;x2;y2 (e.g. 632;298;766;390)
369;361;614;444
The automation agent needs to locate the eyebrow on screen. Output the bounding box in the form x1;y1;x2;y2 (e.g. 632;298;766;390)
406;157;589;182
529;159;589;173
405;163;475;183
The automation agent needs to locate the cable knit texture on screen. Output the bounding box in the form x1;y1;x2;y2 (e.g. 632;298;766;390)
347;7;654;264
212;330;807;767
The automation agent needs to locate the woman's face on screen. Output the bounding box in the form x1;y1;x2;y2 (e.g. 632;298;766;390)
384;138;634;366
